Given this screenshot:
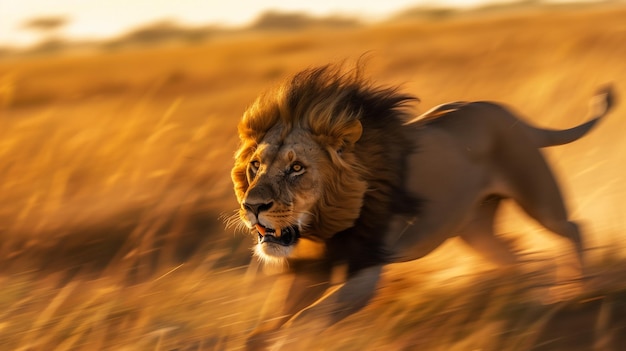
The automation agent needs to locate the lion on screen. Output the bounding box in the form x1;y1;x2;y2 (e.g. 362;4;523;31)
231;64;614;349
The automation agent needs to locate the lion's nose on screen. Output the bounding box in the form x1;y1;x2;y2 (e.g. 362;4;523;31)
243;201;274;216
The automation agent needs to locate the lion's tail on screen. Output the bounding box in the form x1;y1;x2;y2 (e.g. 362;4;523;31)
531;85;615;148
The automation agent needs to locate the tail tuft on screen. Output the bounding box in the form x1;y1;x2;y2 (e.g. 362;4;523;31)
591;84;615;118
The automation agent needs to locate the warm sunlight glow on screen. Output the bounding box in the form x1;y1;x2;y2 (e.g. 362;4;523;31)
2;2;624;349
2;0;493;47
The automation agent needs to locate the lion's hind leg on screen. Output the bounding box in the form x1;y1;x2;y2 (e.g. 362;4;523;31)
498;155;587;301
458;195;519;267
519;204;585;276
516;205;586;301
508;177;585;275
498;136;586;277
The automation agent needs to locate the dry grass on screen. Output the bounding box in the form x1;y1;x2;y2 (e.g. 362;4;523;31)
1;3;626;350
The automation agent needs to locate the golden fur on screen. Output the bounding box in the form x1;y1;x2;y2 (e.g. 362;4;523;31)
231;65;615;350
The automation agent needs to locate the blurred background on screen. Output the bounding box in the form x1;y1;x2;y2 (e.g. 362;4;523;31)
1;0;626;349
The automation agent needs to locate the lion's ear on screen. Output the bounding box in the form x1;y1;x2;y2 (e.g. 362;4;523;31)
341;119;363;147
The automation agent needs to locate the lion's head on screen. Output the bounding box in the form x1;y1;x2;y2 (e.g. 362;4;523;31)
232;65;416;264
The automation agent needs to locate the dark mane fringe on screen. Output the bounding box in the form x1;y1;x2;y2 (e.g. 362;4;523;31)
286;64;418;134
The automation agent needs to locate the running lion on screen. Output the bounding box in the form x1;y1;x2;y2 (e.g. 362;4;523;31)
231;64;615;349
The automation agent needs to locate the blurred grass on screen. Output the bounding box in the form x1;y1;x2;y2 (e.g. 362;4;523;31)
1;3;626;350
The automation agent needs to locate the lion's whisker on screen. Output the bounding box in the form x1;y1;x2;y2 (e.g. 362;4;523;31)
222;210;249;234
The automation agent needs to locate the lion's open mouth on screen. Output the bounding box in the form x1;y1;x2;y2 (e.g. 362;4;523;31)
256;225;300;246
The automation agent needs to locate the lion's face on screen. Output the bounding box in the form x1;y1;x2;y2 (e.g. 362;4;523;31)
236;127;327;259
233;122;368;263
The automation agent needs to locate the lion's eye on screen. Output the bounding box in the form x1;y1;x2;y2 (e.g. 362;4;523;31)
289;162;304;174
250;160;260;172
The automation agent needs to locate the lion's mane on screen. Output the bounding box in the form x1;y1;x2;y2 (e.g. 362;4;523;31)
232;65;421;273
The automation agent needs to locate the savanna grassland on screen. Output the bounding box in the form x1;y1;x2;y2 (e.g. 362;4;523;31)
2;3;626;350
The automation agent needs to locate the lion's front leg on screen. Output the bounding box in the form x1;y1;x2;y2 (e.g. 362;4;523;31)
246;265;330;351
277;265;383;348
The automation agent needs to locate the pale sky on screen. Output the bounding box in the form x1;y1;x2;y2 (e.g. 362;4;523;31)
0;0;490;47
